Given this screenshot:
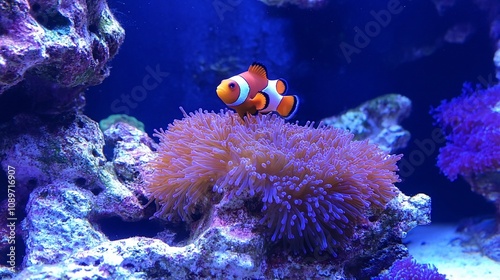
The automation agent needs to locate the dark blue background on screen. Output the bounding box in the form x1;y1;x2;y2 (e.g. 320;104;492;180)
85;0;496;223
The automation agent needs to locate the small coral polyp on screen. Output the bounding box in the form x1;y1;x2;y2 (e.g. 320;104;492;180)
146;109;401;254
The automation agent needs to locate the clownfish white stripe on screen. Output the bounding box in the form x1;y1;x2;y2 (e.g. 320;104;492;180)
263;80;277;94
227;75;250;107
260;81;283;113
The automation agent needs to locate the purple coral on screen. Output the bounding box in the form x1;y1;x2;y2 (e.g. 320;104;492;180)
374;256;446;280
146;109;401;255
432;84;500;181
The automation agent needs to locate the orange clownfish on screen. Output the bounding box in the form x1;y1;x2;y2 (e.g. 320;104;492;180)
216;62;299;119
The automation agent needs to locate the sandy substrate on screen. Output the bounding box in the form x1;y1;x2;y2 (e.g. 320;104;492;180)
405;224;500;280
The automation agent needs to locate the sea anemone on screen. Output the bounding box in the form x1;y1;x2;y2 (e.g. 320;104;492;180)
431;83;500;181
374;256;446;280
146;109;401;254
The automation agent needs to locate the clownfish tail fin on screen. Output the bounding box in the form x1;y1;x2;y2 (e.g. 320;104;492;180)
277;95;299;119
276;79;288;95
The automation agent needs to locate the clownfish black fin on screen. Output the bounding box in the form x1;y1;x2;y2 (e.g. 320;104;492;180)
276;78;288;95
248;62;268;79
253;92;269;111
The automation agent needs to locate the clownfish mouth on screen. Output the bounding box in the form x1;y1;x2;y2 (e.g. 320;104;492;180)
216;86;228;102
216;83;238;105
216;85;224;96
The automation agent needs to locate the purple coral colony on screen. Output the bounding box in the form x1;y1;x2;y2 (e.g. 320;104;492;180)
0;0;499;279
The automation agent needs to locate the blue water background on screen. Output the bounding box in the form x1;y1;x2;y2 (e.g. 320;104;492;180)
85;1;496;223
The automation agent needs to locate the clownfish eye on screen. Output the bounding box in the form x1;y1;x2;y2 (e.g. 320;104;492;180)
228;82;235;89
